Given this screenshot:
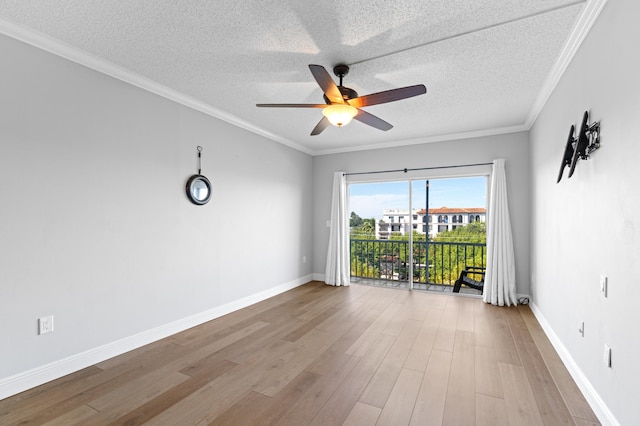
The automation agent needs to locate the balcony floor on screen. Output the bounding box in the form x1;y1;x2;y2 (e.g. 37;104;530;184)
350;277;482;296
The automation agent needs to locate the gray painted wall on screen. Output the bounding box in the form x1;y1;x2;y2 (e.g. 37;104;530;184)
0;34;313;381
312;133;531;296
530;0;639;424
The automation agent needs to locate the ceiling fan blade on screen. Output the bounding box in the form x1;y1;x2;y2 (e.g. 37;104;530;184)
309;64;344;104
353;109;393;131
348;84;427;108
310;116;330;136
256;103;326;108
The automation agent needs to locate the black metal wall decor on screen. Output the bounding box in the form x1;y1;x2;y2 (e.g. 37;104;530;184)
186;146;212;205
557;111;600;183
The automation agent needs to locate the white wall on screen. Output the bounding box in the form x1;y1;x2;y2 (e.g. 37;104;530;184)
0;33;313;393
312;132;531;296
530;0;639;424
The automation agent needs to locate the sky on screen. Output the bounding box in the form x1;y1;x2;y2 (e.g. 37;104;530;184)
349;176;487;220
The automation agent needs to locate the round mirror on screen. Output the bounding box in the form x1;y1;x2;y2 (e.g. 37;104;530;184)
186;175;212;205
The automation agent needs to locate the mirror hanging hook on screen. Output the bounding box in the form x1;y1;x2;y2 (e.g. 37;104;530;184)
197;146;203;175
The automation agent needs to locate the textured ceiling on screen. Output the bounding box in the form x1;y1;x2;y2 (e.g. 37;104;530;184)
0;0;592;154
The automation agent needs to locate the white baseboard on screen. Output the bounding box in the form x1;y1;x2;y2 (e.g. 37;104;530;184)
529;302;619;426
312;272;325;282
0;275;312;400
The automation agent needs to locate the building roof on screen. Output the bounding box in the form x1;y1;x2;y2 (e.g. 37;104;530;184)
416;207;486;214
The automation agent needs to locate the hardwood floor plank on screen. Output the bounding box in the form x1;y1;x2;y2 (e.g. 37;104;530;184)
145;339;297;425
473;300;506;400
404;307;443;372
474;305;497;349
443;330;476;426
474;344;504;399
211;370;322;426
375;368;423;426
282;306;340;342
433;299;459;352
499;361;545;425
253;328;337;397
381;299;412;337
308;333;396;426
409;349;452;426
508;308;574;425
212;318;305;364
41;405;98;426
492;308;522;366
573;417;601;426
455;296;476;333
359;318;422;407
109;359;237;426
80;371;190;424
519;306;600;423
342;402;382;426
88;371;189;412
519;339;575;425
475;393;510;426
276;353;361;425
305;318;369;376
207;390;273;426
177;320;271;370
0;366;103;422
406;293;431;322
345;302;404;357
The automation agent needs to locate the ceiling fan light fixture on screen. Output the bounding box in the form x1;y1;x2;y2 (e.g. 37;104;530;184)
322;103;358;127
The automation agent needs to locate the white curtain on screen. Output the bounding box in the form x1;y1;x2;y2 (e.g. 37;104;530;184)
325;171;350;286
483;159;517;306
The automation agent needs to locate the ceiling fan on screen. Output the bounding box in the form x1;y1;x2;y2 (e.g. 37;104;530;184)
256;64;427;136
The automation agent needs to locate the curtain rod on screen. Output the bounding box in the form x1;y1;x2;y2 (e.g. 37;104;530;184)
343;162;493;176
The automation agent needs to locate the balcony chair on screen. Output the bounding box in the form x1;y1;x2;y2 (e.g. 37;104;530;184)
452;266;485;293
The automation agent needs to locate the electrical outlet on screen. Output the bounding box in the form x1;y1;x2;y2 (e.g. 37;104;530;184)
302;256;307;264
38;315;54;335
600;275;608;297
604;344;612;368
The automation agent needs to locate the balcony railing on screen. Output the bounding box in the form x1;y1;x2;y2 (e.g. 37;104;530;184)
350;238;486;287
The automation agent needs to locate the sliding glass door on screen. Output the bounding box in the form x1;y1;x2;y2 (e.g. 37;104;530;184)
349;180;411;288
348;176;487;293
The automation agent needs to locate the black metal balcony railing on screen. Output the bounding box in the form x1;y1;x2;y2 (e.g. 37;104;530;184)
350;239;486;287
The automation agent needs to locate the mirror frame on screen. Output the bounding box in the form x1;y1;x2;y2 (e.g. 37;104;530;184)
186;174;212;205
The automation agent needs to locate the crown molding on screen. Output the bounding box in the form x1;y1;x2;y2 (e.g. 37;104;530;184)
525;0;609;129
311;124;529;156
0;17;314;156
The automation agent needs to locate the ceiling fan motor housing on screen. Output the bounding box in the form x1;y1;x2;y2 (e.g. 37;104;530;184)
321;64;358;103
323;86;358;104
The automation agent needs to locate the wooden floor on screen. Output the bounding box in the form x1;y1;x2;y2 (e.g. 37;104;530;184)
1;281;600;425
